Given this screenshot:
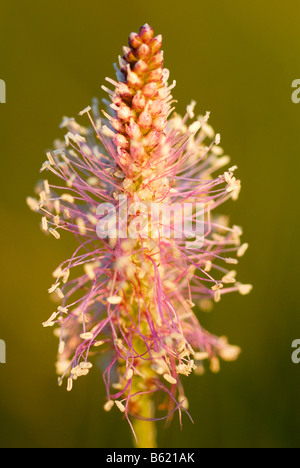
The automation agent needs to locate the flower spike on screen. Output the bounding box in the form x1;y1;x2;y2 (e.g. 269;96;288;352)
28;24;251;445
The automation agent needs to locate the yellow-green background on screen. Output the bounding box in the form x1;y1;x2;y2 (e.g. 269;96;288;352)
0;0;299;448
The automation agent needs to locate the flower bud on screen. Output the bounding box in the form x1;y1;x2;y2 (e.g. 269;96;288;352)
128;32;142;49
113;133;130;150
132;91;146;111
136;43;151;60
116;83;133;101
143;130;160;149
127;68;143;89
110;118;126;133
153;116;167;132
118;57;128;75
123;46;137;64
148;68;163;82
148;100;164;115
138;110;152;132
139;24;154;43
126;118;142;140
149;51;164;70
117;104;134;122
150;35;163;54
112;94;123;106
133;60;149;76
118;148;132;173
157;86;169;100
142;82;157;98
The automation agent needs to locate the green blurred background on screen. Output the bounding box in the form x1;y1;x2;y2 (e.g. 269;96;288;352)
0;0;299;448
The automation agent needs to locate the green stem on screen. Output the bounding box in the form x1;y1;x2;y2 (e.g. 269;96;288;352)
133;398;157;448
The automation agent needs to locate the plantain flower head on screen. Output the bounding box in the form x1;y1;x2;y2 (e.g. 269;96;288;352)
28;24;251;441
